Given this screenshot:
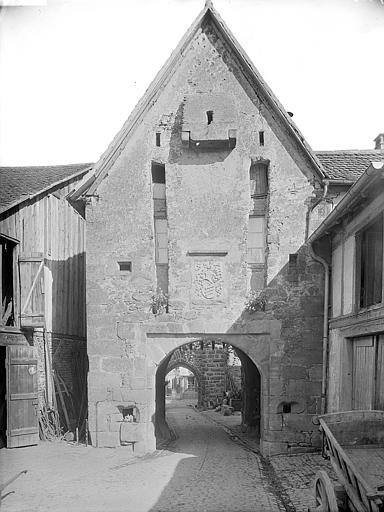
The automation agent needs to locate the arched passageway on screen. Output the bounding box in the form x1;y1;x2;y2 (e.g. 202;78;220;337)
165;363;200;405
155;340;261;447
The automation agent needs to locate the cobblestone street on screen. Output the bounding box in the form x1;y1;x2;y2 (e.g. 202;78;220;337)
152;403;284;512
0;402;284;512
0;401;334;512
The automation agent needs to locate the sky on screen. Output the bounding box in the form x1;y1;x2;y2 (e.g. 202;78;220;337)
0;0;383;166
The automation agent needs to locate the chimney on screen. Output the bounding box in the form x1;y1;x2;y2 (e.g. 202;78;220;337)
374;133;384;150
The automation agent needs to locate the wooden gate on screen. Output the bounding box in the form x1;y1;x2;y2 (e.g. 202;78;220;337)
6;345;39;448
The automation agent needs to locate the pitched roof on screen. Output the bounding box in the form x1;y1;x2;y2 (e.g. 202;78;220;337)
0;163;92;214
315;150;384;182
73;2;324;199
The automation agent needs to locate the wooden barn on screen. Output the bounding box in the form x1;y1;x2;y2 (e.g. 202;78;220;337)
0;163;91;448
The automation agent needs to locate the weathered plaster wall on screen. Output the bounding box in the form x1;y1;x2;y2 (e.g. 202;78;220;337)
86;20;324;456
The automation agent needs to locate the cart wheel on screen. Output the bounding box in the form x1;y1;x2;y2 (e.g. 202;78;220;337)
313;470;339;512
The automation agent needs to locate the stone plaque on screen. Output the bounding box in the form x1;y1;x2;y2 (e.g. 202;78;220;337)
192;260;225;303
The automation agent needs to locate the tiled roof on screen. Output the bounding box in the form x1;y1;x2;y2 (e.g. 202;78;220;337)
315;150;384;181
0;163;92;213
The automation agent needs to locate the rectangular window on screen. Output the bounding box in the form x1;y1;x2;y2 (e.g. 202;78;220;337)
152;162;166;218
151;162;165;184
153;183;166;218
247;216;265;264
247;216;266;292
250;162;268;197
358;214;383;309
250;161;268;216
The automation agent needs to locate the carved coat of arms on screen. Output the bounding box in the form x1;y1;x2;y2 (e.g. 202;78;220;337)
193;261;224;301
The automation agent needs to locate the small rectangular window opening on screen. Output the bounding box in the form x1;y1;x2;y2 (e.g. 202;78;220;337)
156;132;161;147
151;162;165;184
207;111;213;125
118;261;132;272
122;406;137;422
259;131;265;146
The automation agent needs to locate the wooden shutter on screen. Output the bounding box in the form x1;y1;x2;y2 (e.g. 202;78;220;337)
6;345;39;448
19;255;45;327
352;336;375;410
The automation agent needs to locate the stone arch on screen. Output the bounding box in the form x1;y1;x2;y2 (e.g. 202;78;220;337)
151;335;266;448
165;359;203;406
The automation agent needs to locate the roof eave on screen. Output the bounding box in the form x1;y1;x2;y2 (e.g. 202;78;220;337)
0;167;91;216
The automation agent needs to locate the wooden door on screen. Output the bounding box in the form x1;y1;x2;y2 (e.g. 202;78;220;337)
376;335;384;410
19;254;45;327
352;336;375;410
6;345;39;448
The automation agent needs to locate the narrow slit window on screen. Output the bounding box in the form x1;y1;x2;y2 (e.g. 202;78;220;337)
259;131;265;146
206;111;213;125
288;254;298;283
156;133;161;147
289;254;298;270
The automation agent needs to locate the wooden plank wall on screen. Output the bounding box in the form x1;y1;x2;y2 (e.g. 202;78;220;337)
0;186;86;338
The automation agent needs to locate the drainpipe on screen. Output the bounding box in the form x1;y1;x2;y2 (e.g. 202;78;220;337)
309;244;330;415
307;179;330;414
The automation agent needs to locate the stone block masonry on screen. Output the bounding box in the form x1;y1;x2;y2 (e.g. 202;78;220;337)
85;8;325;456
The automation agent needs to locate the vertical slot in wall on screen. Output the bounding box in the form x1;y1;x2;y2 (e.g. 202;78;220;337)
152;162;169;299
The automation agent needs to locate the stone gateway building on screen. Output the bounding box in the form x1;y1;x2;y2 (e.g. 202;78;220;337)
69;3;380;455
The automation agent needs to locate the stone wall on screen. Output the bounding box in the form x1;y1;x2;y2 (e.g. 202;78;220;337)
86;16;325;456
167;342;237;406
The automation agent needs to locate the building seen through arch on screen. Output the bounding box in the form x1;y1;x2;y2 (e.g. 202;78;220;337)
158;341;261;443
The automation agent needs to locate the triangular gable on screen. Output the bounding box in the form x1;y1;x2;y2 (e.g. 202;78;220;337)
73;1;324;199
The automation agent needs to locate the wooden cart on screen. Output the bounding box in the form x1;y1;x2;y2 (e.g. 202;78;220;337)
311;411;384;512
